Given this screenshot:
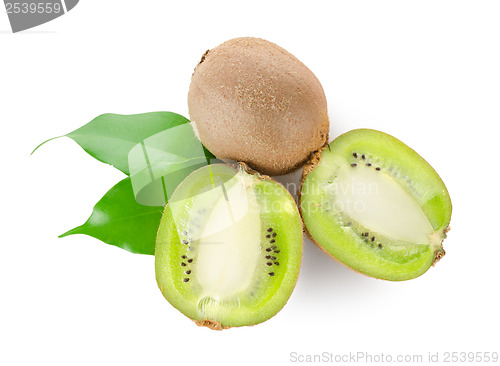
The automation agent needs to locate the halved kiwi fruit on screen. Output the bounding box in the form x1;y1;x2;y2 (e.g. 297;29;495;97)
155;163;303;329
300;129;452;281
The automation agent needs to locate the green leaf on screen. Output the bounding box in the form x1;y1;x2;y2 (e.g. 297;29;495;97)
37;111;218;255
33;112;190;175
59;177;164;255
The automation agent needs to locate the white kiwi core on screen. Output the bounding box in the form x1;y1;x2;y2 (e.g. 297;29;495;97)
189;174;261;301
326;163;434;244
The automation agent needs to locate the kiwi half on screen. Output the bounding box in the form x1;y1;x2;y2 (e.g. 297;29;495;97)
155;163;303;329
300;129;452;281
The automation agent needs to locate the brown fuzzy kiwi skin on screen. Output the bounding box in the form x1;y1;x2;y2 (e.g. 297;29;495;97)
297;144;448;281
194;319;230;331
188;37;329;176
159;162;303;330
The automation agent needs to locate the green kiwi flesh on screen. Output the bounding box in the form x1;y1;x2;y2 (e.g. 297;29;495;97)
300;129;452;281
155;164;303;329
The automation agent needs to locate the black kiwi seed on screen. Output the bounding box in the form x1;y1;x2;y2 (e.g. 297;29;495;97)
181;255;187;259
267;228;273;232
371;236;375;242
351;163;357;167
353;152;358;158
270;239;276;244
266;234;271;238
364;232;369;237
274;262;279;265
185;270;191;275
361;154;366;159
181;262;186;267
366;163;372;167
268;272;275;276
271;245;277;249
378;244;383;249
187;259;193;263
266;248;272;252
267;262;272;266
274;250;280;253
271;256;276;260
376;167;381;171
266;255;271;259
181;240;188;245
183;278;189;282
272;233;277;237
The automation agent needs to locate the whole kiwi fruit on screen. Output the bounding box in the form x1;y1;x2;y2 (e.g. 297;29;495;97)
188;37;329;176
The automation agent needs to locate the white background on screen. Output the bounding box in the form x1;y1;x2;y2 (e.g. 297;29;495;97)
1;1;499;365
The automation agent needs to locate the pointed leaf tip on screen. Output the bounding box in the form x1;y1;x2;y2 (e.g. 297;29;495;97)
58;226;83;238
31;136;63;155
